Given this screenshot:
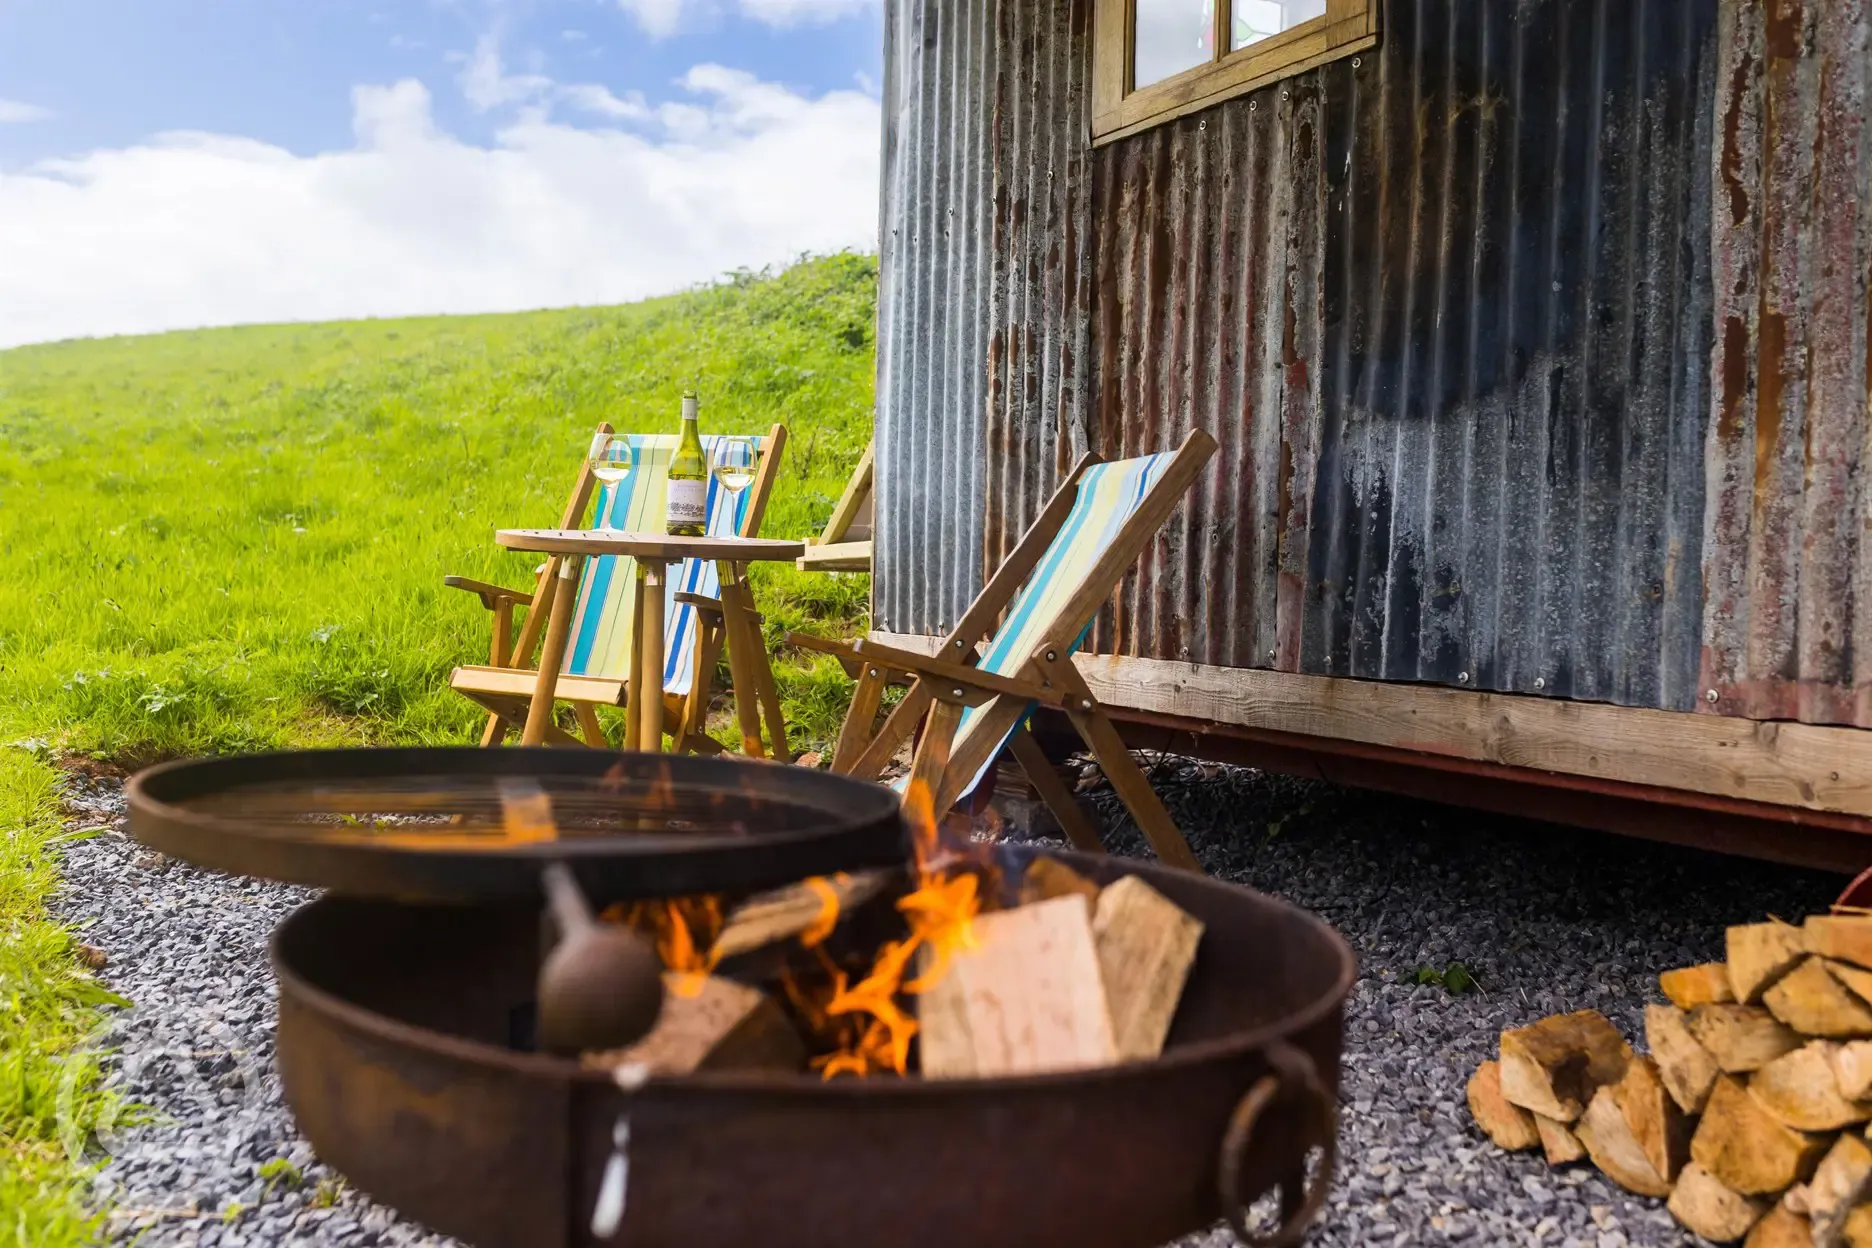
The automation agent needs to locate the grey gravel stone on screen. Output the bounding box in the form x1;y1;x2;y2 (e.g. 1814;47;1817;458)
48;758;1845;1246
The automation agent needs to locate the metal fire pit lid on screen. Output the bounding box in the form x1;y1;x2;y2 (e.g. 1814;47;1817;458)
128;747;907;901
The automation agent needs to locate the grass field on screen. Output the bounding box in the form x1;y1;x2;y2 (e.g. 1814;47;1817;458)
0;254;877;1243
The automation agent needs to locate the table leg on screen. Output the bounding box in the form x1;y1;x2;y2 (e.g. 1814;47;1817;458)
521;556;583;747
717;561;767;759
624;567;646;751
637;560;667;751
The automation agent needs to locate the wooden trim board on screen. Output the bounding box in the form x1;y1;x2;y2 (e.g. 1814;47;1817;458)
870;632;1872;822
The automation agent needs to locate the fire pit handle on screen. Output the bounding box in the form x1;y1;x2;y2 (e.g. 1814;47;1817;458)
1217;1040;1337;1248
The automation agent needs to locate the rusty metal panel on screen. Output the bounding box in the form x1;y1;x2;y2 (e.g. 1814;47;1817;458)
1701;0;1872;726
875;0;1872;727
874;0;999;637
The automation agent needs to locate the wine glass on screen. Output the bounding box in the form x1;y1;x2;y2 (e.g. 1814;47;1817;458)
587;432;635;530
712;437;758;495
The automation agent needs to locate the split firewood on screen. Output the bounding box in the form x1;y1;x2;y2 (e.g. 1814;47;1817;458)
1748;1041;1872;1131
1834;1042;1872;1101
1090;875;1202;1062
1691;1003;1805;1073
1467;1060;1540;1151
1843;1205;1872;1248
1764;959;1872;1039
1019;856;1101;907
1667;1161;1769;1244
1614;1054;1691;1183
1743;1203;1813;1248
1731;922;1809;1004
1801;1134;1872;1247
1498;1009;1633;1122
916;894;1116;1079
1826;960;1872;1012
584;973;805;1075
1574;1083;1672;1197
711;870;895;962
1691;1074;1829;1195
1664;962;1739;1010
1807;916;1872;971
1535;1113;1587;1165
1649;1003;1722;1113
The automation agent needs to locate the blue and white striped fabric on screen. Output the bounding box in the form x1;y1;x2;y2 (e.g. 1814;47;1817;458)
562;433;762;697
919;451;1179;802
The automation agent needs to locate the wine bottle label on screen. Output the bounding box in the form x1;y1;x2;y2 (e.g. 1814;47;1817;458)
666;479;707;527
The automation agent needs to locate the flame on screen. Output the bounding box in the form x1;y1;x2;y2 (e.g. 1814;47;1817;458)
807;776;990;1079
603;895;724;998
799;875;844;949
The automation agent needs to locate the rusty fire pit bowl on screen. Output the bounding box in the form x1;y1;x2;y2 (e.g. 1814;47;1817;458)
272;846;1355;1248
127;747;908;902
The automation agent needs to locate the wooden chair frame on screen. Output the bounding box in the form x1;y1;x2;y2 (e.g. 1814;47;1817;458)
793;428;1217;870
446;420;788;752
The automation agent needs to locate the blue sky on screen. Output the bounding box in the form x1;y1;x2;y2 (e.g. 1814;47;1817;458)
0;1;885;346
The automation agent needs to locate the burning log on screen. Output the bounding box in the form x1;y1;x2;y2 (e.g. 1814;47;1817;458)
1466;1060;1540;1151
1762;960;1872;1039
1090;875;1203;1062
1690;1075;1827;1196
1690;1004;1804;1073
1648;1003;1721;1113
712;870;895;961
1747;1041;1872;1132
1663;963;1738;1010
1019;856;1101;907
584;973;805;1076
1497;1009;1632;1122
1730;922;1808;1004
1667;1161;1769;1243
917;894;1117;1079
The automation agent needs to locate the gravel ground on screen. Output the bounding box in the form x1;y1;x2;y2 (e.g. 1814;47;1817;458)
49;757;1848;1247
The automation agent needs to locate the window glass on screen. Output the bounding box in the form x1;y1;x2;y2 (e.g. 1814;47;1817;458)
1134;0;1212;89
1232;0;1326;51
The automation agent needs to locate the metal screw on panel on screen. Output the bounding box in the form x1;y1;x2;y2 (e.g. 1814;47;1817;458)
1351;57;1362;67
1045;649;1059;662
952;689;964;699
868;668;880;679
1267;649;1276;662
954;639;966;648
1080;699;1094;710
1533;677;1545;690
1707;689;1720;703
1457;672;1470;684
1249;100;1257;111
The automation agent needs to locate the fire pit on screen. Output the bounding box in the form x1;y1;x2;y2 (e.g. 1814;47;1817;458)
127;749;1355;1248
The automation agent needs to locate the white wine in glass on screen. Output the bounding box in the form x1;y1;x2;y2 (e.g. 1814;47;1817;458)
712;437;758;494
588;432;635;486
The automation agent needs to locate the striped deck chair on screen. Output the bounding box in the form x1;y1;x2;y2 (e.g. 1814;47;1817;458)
792;427;1216;869
447;421;786;751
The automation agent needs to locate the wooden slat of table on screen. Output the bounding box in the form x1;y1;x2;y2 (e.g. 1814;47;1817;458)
496;530;806;561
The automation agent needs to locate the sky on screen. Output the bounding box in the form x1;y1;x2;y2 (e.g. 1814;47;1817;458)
0;1;885;348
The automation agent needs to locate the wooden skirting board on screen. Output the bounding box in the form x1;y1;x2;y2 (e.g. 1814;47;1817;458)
871;632;1872;823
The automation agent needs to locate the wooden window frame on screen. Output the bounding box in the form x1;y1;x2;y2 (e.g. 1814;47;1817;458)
1092;0;1378;145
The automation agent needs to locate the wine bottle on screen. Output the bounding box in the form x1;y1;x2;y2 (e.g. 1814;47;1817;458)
666;391;708;537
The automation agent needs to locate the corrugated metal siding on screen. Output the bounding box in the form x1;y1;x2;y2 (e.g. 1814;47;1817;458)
873;0;998;637
1701;0;1872;726
874;0;1872;727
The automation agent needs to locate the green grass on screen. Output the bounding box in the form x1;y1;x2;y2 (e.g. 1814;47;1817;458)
0;254;878;1242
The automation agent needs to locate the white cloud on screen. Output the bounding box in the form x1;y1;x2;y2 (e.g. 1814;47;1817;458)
456;35;647;120
0;70;879;348
617;0;687;38
0;98;52;124
739;0;877;26
614;0;878;36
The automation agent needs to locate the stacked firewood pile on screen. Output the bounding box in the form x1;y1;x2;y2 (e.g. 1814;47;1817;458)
1469;915;1872;1245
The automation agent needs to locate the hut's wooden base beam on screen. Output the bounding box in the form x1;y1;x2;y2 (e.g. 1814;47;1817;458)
872;632;1872;866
